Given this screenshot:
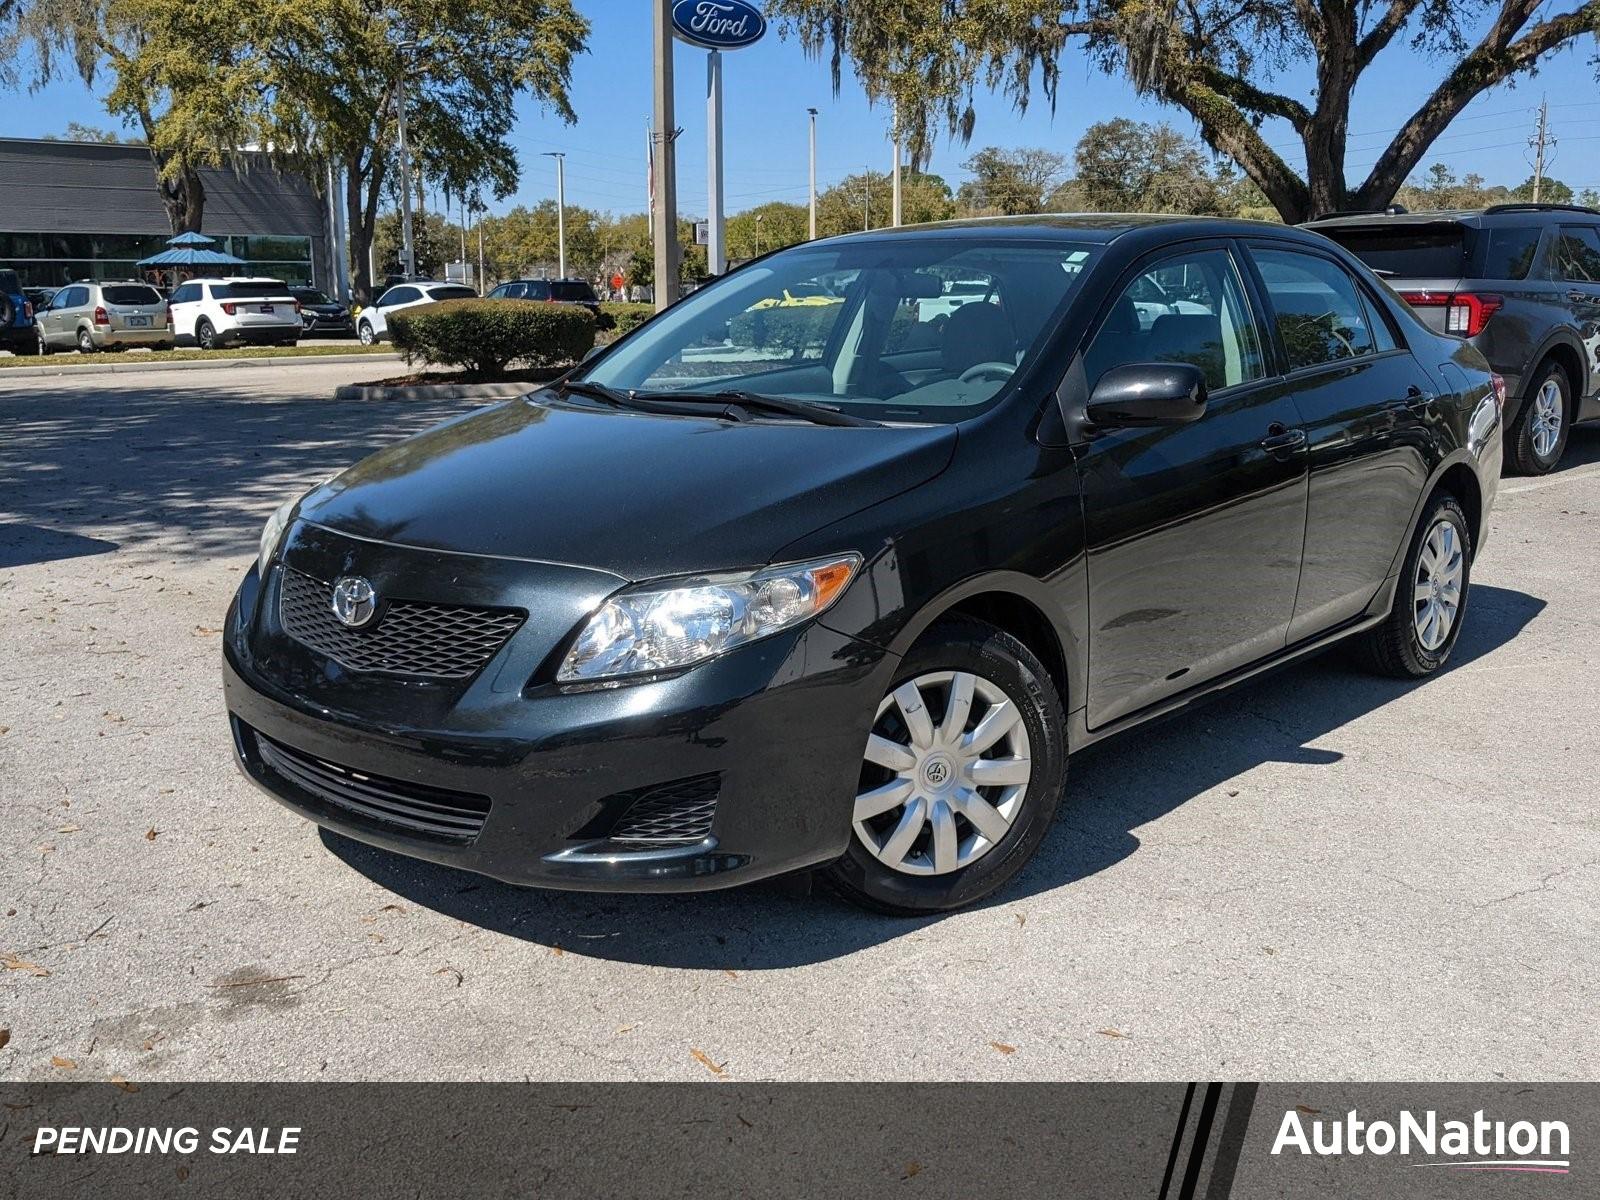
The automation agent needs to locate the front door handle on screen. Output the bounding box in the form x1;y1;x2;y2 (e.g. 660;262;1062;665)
1259;426;1307;455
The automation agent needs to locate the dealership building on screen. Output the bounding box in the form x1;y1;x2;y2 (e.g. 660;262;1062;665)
0;137;337;292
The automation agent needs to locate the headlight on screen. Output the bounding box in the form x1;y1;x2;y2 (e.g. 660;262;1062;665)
256;495;299;575
557;554;861;682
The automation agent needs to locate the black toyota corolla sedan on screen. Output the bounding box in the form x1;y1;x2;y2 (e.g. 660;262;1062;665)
225;215;1503;914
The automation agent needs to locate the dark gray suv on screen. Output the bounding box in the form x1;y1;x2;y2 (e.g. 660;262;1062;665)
1305;203;1600;474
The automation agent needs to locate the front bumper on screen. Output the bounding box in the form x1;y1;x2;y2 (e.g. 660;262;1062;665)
302;314;355;335
223;543;893;893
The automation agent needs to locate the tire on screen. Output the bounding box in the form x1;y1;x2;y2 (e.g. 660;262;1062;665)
1355;492;1472;678
1506;359;1571;475
357;320;376;346
823;617;1067;915
36;330;52;357
196;318;219;351
77;327;97;354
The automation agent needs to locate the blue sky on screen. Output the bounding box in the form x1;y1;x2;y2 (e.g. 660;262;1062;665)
4;3;1599;217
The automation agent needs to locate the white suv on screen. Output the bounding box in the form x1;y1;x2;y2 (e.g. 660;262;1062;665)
356;281;477;344
168;277;301;350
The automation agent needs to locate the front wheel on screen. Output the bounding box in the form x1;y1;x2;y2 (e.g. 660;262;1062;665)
357;320;376;346
1355;492;1472;678
824;618;1067;914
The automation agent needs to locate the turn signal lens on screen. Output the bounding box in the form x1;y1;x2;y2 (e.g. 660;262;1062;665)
557;554;863;683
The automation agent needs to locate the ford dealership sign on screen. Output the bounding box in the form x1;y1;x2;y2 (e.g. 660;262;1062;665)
671;0;767;50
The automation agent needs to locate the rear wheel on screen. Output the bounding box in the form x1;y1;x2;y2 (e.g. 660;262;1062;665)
1507;360;1570;475
1355;492;1471;678
824;618;1066;914
77;327;96;354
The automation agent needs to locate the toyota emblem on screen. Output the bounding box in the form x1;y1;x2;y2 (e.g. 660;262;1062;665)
330;576;377;628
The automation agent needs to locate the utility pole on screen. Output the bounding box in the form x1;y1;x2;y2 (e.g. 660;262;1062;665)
862;169;871;231
807;108;818;240
891;104;903;227
544;152;567;277
1530;98;1551;203
651;0;680;310
394;40;417;278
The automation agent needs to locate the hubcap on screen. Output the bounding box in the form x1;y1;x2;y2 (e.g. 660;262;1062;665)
1413;518;1464;652
853;670;1032;876
1531;378;1564;459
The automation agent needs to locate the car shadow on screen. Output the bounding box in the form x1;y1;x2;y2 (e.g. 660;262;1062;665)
322;583;1545;970
0;523;119;567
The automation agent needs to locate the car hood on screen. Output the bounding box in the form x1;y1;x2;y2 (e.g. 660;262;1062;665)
304;304;349;315
297;393;957;581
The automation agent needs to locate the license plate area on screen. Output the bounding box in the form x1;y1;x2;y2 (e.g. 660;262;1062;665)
126;316;151;328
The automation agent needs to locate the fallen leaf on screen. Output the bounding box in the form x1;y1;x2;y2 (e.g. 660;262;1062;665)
193;627;223;636
0;1029;10;1050
1015;913;1027;927
0;726;9;735
1097;1028;1130;1039
550;945;564;957
1295;1104;1322;1115
109;1075;139;1093
102;710;125;723
1;954;49;977
145;829;159;841
140;1035;165;1052
615;1023;638;1035
690;1048;725;1077
51;1056;77;1070
58;823;82;834
736;1113;753;1129
903;1162;922;1180
1263;946;1276;955
989;1041;1016;1055
175;1165;189;1182
723;969;738;979
434;966;464;987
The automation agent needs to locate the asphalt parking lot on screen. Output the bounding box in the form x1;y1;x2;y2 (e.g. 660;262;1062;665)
2;360;1598;1082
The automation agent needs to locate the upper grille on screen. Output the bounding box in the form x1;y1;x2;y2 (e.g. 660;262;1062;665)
253;729;491;843
278;568;523;680
607;774;720;845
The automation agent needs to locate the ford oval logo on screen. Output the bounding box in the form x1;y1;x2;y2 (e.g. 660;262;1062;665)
671;0;766;50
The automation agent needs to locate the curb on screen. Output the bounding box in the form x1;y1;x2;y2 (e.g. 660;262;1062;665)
331;381;540;401
0;352;401;380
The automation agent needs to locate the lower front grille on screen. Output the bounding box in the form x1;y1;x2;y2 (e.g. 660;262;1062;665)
607;774;720;845
253;729;491;844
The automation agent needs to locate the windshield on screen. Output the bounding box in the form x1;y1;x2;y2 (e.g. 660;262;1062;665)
1320;226;1471;279
102;285;161;305
293;289;332;304
217;281;290;299
550;281;596;302
582;238;1098;422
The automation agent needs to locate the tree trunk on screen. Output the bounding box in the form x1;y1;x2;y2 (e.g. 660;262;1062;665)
344;155;372;304
144;143;205;234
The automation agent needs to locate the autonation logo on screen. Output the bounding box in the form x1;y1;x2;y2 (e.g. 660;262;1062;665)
1272;1108;1571;1174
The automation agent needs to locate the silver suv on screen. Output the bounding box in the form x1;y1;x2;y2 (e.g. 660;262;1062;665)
37;281;173;354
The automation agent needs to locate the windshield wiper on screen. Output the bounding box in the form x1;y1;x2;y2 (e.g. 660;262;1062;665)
639;389;884;428
560;379;640;409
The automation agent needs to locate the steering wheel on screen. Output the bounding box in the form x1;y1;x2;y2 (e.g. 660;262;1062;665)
957;360;1016;384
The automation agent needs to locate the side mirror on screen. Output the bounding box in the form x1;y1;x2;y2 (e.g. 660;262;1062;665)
1086;362;1207;428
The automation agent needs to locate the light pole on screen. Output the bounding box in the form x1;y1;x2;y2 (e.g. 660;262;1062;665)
543;151;567;278
754;213;764;257
651;0;680;310
394;39;417;278
890;104;903;227
807;108;818;240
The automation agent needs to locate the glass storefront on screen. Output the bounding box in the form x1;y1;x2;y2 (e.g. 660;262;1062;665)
0;232;314;290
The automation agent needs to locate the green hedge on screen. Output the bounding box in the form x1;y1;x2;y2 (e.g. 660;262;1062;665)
727;305;836;355
389;299;596;378
597;301;654;336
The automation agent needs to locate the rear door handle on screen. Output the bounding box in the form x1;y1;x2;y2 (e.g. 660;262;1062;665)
1259;427;1307;454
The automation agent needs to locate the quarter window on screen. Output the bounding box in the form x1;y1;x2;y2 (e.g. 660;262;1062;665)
1254;248;1376;369
1083;249;1265;393
1555;226;1600;282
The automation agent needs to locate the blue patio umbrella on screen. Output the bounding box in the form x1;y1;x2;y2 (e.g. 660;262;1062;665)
136;231;246;269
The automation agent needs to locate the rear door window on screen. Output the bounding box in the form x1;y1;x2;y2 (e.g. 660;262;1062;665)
426;286;477;302
216;281;290;299
1556;226;1600;283
1319;226;1470;279
1253;247;1377;370
550;281;597;302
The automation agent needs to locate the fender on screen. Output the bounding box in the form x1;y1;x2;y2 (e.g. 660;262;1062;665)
1510;325;1590;418
1370;447;1491;617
